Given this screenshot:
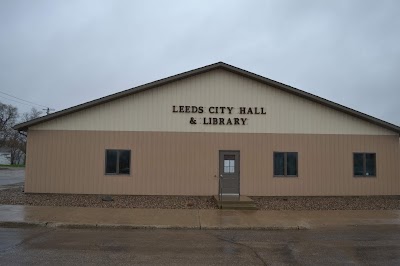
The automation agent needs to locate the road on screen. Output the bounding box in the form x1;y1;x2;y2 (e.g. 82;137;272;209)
0;168;24;189
0;226;399;265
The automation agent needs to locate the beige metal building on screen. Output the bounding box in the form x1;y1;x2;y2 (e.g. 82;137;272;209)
14;62;400;196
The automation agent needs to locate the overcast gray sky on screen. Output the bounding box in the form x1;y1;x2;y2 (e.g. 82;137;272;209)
1;0;399;125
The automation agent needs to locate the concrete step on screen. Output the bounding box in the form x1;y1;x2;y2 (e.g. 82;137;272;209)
213;195;254;203
220;205;258;210
218;201;255;205
214;195;258;210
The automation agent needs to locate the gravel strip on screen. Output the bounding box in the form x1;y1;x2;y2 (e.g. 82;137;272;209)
251;196;400;210
0;187;217;209
0;186;399;210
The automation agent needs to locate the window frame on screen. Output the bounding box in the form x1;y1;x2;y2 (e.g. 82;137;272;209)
273;151;298;177
353;152;376;178
105;149;131;175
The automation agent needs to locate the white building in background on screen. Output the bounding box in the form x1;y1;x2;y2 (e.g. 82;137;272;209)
0;148;11;165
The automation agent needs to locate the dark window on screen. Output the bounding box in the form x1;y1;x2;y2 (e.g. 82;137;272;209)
286;153;298;176
106;150;118;174
274;152;298;177
353;153;364;176
105;150;131;175
273;152;285;176
353;153;376;177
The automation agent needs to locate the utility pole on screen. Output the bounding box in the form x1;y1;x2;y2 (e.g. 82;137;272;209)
43;107;55;115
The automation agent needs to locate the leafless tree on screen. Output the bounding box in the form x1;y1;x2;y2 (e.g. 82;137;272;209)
8;130;25;164
14;107;43;164
0;103;43;164
0;102;18;147
22;107;42;123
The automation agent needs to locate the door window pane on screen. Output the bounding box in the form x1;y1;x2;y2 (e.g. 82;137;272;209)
224;160;235;173
229;160;234;173
223;155;235;173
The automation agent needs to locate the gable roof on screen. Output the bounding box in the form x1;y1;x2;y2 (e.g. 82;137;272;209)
13;62;400;134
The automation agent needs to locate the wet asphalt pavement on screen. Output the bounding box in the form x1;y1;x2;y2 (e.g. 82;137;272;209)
0;169;24;189
0;226;399;265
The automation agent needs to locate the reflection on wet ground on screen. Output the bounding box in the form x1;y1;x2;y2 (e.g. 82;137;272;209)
0;226;399;265
0;169;24;188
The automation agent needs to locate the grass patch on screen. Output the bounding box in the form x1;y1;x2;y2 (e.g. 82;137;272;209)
0;164;25;168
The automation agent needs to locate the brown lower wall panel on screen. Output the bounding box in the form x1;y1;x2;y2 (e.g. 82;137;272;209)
25;130;400;196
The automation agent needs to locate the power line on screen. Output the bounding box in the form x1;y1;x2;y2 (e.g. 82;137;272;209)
0;90;49;108
0;95;39;108
0;95;56;115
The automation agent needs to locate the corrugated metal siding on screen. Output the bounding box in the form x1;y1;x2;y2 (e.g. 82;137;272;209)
31;69;396;135
25;130;400;196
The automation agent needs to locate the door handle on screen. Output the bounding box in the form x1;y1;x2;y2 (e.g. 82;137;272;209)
220;174;223;177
